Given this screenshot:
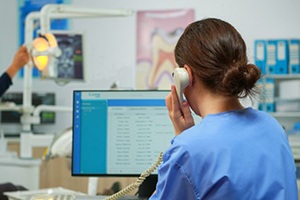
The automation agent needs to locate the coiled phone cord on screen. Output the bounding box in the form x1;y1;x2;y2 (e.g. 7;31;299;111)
104;152;163;200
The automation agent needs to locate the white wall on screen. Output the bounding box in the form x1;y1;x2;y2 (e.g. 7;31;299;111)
1;0;300;134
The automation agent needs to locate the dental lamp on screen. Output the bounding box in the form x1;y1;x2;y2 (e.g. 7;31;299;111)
21;4;134;159
32;33;62;71
19;4;134;195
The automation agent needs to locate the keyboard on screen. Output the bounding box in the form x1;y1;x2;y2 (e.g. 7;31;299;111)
75;195;148;200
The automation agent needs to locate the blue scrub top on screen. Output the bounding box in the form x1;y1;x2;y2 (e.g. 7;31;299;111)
150;107;298;200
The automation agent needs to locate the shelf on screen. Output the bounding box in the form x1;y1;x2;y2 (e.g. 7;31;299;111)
261;74;300;121
269;112;300;117
263;74;300;80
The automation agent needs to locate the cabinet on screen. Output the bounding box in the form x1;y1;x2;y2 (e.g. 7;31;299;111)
260;74;300;131
260;74;300;161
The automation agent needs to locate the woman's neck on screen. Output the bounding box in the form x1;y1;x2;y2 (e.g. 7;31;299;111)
198;93;244;118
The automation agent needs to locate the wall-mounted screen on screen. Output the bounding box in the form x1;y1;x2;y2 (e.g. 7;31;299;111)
40;30;85;82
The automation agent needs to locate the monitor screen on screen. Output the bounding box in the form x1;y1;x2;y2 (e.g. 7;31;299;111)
72;90;201;176
40;30;85;82
0;92;55;124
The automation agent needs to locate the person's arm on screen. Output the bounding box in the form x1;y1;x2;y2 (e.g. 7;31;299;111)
0;46;29;97
6;46;29;79
0;72;13;97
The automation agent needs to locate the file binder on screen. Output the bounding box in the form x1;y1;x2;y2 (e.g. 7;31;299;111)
266;40;277;74
258;78;275;112
265;78;275;112
289;39;300;74
254;40;266;74
276;39;288;74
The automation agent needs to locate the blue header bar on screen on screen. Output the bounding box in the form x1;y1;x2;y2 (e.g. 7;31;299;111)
107;99;165;106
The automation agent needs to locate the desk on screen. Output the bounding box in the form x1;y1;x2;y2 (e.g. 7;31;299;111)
7;141;138;195
4;188;145;200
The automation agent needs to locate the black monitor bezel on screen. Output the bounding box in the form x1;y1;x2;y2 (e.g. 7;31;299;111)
71;90;170;177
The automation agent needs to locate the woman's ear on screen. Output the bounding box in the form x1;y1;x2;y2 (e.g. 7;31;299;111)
184;65;194;87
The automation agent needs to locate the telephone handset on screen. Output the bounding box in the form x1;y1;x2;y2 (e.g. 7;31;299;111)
172;68;190;106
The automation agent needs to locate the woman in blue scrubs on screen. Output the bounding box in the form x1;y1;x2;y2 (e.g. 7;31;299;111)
150;18;298;200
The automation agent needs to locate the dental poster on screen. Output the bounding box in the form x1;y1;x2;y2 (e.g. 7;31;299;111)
136;9;195;89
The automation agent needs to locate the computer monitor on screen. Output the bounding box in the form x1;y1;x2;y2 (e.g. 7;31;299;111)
72;90;201;176
40;30;85;82
0;92;55;124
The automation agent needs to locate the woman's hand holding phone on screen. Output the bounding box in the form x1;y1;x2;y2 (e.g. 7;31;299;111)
165;85;195;136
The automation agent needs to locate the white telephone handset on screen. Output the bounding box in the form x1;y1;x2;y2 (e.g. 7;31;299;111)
172;68;190;106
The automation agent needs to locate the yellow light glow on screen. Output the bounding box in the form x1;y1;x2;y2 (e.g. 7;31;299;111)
33;37;49;70
33;37;49;51
45;33;58;47
32;33;59;71
34;56;49;71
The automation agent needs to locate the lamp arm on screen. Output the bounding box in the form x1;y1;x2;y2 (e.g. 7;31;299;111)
40;4;134;34
57;5;134;16
23;11;88;131
22;12;41;131
0;103;22;112
33;105;72;118
40;4;59;35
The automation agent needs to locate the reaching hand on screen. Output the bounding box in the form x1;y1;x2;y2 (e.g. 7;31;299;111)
6;46;29;78
12;46;29;70
165;85;195;136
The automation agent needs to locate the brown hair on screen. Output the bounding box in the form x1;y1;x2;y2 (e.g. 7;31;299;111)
175;18;261;98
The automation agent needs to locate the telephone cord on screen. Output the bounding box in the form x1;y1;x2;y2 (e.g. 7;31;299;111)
104;152;163;200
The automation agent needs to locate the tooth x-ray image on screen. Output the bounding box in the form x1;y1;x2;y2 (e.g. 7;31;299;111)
57;39;75;78
42;30;85;82
49;31;85;81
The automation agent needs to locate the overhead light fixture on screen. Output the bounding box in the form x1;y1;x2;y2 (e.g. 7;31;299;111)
31;33;61;71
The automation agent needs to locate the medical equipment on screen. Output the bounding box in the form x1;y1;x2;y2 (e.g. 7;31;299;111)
20;4;134;159
0;4;133;194
32;33;62;71
0;92;55;125
43;127;72;161
0;3;135;195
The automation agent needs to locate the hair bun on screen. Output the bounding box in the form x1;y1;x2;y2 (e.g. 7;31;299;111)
221;63;261;97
